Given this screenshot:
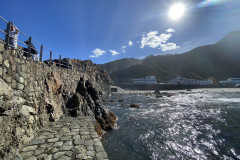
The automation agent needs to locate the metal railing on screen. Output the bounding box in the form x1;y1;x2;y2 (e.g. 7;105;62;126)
0;15;75;70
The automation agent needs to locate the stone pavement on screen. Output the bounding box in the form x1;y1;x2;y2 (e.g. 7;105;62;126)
15;116;108;160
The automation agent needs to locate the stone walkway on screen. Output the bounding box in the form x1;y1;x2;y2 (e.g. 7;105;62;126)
15;117;108;160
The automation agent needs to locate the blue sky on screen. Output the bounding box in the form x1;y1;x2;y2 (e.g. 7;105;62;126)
0;0;240;64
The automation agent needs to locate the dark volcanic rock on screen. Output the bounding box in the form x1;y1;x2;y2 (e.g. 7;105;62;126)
118;99;125;102
67;78;116;136
130;104;140;108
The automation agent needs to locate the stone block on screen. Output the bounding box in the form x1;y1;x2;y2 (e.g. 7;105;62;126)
22;145;38;152
28;115;35;124
20;151;34;158
47;138;59;143
19;77;24;83
17;83;24;90
53;151;65;159
6;76;11;83
0;78;13;98
19;105;36;116
24;80;28;87
53;141;63;147
20;72;28;79
15;57;20;63
59;145;73;151
28;138;46;145
0;68;2;77
96;152;108;160
0;53;2;65
4;60;9;68
73;135;84;145
25;156;37;160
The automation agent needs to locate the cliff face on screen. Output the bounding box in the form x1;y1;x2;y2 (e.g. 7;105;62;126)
0;43;114;159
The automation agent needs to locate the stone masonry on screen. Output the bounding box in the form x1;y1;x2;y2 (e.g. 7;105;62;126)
15;116;108;160
0;42;112;159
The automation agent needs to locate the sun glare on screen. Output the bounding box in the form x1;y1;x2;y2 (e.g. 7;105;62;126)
169;3;185;20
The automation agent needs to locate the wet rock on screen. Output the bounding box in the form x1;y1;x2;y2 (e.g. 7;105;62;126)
118;99;125;102
156;94;162;98
129;104;140;108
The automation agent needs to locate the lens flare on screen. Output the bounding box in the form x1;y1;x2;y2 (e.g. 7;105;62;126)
198;0;229;7
169;3;185;20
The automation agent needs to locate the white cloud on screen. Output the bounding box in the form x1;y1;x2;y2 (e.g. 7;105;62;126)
140;31;172;48
160;43;180;51
129;41;133;46
140;30;180;52
166;28;175;33
121;46;127;53
89;48;106;58
109;50;120;56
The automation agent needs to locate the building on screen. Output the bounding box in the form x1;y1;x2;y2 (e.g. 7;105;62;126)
132;76;157;84
219;78;240;85
168;76;213;85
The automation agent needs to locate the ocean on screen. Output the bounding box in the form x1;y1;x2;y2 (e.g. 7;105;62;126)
102;88;240;160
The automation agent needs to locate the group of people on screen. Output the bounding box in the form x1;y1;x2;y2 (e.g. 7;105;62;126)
6;22;39;61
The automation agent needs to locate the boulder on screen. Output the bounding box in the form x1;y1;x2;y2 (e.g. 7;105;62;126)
129;104;140;108
118;99;125;102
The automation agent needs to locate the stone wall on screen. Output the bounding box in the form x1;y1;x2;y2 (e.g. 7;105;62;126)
0;43;112;159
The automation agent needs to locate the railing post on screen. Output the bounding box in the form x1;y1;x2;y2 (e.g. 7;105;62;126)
59;55;61;68
28;36;32;59
59;55;61;75
50;51;52;66
40;45;43;62
4;21;11;50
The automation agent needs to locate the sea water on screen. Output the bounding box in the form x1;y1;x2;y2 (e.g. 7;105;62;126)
102;89;240;160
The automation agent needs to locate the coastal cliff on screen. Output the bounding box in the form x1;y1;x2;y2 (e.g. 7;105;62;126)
0;43;115;159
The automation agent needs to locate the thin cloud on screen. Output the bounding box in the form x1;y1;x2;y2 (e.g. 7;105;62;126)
166;28;175;33
160;43;180;51
129;41;133;46
89;48;106;58
109;50;120;56
122;46;127;53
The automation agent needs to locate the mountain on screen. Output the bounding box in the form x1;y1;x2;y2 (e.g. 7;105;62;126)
101;31;240;84
99;58;142;74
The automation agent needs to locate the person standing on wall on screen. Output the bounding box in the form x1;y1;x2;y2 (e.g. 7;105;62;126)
9;22;19;53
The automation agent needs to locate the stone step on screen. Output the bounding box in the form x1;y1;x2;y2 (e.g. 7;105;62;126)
15;116;108;160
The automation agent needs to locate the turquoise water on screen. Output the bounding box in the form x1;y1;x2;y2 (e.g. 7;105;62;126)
102;89;240;160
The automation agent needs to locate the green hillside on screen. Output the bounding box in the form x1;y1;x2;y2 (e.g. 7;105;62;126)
99;58;142;74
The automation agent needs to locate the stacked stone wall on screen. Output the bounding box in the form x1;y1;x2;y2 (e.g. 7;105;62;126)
0;43;111;158
0;43;110;100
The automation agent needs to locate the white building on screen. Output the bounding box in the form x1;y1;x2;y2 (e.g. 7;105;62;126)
168;76;213;85
132;76;157;84
219;78;240;85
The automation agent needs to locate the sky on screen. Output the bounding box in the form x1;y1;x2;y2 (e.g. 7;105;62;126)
0;0;240;64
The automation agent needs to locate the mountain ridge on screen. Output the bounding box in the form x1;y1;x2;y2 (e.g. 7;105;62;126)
100;31;240;84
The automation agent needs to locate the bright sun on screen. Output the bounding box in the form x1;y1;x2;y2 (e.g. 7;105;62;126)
169;3;185;20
